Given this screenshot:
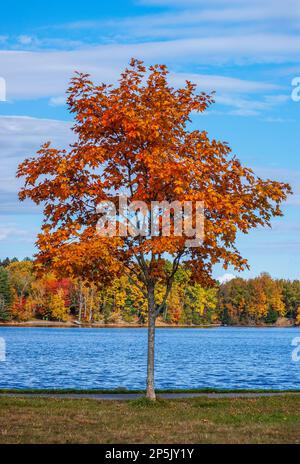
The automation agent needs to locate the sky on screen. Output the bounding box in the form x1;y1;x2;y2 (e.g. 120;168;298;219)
0;0;299;280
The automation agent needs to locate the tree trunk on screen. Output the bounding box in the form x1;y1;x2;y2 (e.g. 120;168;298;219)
146;286;156;400
78;281;83;322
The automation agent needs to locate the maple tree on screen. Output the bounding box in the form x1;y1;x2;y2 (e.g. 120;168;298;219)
17;59;291;399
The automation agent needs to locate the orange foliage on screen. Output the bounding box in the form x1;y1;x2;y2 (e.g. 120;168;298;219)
17;59;291;317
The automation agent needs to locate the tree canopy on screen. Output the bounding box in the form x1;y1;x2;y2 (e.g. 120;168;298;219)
17;59;291;398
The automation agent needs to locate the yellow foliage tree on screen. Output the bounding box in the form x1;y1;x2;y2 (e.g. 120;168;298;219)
48;290;69;322
295;307;300;326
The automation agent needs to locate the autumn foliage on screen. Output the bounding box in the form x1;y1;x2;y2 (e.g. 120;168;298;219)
2;260;300;327
17;59;291;398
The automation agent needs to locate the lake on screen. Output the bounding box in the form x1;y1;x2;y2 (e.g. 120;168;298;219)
0;327;300;390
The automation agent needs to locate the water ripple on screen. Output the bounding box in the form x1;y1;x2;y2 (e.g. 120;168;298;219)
0;327;300;390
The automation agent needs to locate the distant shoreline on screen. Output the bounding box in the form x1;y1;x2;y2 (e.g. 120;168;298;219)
0;320;221;329
0;320;296;329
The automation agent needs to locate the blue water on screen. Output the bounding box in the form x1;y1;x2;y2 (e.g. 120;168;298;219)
0;327;300;390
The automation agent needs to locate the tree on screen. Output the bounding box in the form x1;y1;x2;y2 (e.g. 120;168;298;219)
0;267;12;321
249;278;268;321
48;290;69;322
218;278;250;324
7;261;34;306
0;257;12;267
295;307;300;326
17;59;291;399
265;307;278;324
29;273;72;320
280;279;300;319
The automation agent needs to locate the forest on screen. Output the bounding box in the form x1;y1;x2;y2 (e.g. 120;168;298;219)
0;257;300;326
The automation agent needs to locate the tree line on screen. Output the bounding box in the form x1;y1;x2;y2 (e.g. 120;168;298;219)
0;258;299;325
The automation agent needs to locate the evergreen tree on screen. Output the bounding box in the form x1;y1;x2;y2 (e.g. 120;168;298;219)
265;307;278;324
0;257;11;267
0;267;12;320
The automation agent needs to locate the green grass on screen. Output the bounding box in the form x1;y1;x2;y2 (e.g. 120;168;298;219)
1;387;300;394
0;395;300;443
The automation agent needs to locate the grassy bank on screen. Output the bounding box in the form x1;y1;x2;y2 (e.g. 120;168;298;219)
0;395;300;444
1;388;300;394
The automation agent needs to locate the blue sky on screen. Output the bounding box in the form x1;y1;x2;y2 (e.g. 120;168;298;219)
0;0;299;280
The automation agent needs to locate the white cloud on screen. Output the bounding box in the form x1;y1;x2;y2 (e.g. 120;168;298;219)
0;225;33;242
212;92;289;116
18;35;33;45
137;0;298;7
263;117;295;123
169;73;278;93
49;95;66;106
0;36;295;102
15;0;297;54
63;3;300;33
137;0;244;5
0;116;73;214
218;273;236;284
